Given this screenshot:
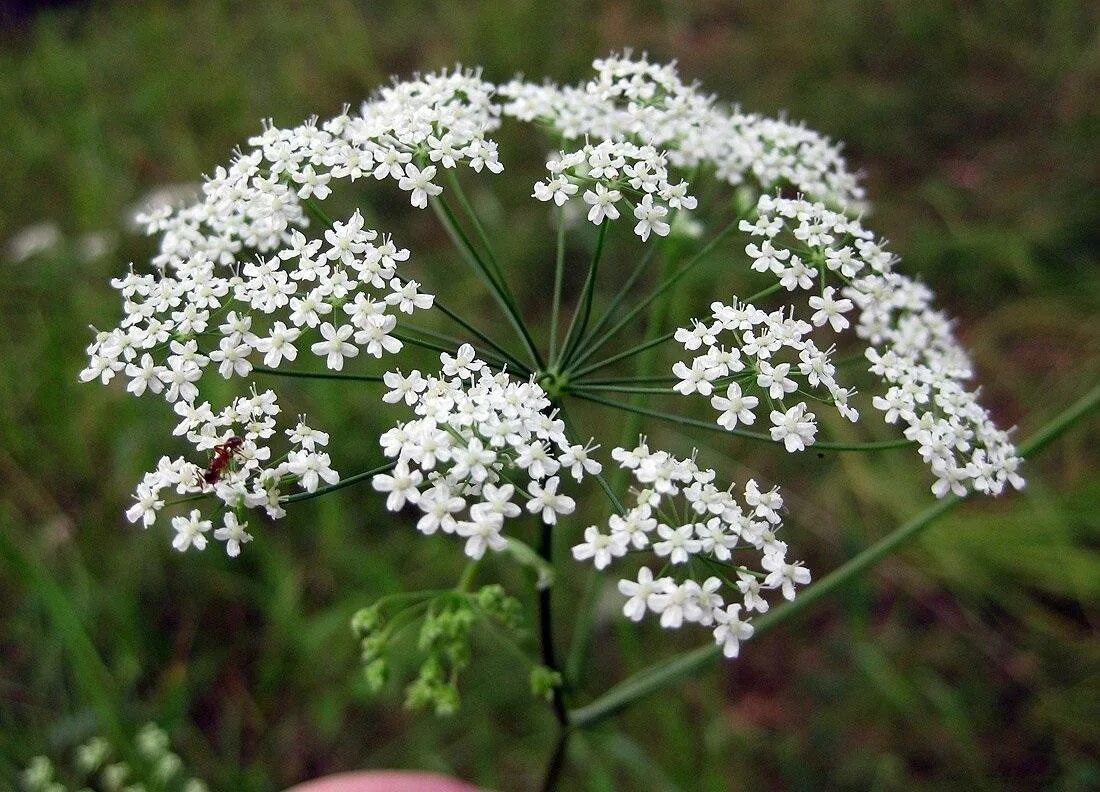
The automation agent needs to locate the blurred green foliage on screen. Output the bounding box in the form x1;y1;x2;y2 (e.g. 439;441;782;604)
1;1;1098;789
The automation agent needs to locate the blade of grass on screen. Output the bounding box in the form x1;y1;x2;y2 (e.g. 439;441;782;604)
0;522;127;747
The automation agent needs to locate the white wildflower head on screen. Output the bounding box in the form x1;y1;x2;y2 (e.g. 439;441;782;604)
81;53;1023;675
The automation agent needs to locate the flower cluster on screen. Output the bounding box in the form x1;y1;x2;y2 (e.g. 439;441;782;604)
81;66;507;399
532;139;695;240
80;206;428;398
674;297;861;453
373;345;601;559
733;194;1024;497
572;439;809;657
22;723;208;792
501;52;863;207
125;388;336;556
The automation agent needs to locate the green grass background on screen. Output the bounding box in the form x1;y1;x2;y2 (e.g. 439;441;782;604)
1;1;1098;789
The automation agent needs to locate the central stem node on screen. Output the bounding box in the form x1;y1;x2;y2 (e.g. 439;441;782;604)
538;370;570;401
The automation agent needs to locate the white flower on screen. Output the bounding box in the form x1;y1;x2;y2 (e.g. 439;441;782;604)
533;175;578;206
385;278;434;314
126;483;163;528
354;313;402;358
397;163;443;208
583;183;621;224
559;442;603;481
808;286;853;331
762;553;811;600
416;485;465;535
685;577;724;625
653;523;700;564
286;450;339;493
756;360;797;400
572;526;628;570
456;512;507;559
255;321;301;367
125;354;165;397
288;420;329;450
171;509;211;552
617;566;663;622
737;571;770;614
609;508;656;549
672;359;721;396
159;359;201;403
475;483;522;520
515;441;559;480
214;513;253;557
526;476;575;525
711;383;759;430
712;604;754;658
371;461;423;510
81;56;1020;642
769;404;818;453
382;369;427;405
209;335;253;379
440;343;484;379
310;322;358;370
648;581;695;629
744;479;783;524
632;194;670;241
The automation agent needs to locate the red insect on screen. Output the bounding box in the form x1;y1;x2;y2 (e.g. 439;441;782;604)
202;436;244;486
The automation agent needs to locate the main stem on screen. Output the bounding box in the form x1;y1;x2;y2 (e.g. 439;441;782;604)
538;516;570;792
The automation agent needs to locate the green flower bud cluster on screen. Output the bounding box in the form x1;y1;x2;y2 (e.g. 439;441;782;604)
529;665;564;702
351;583;527;716
22;724;208;792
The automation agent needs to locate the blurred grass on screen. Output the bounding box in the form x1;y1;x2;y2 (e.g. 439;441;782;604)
1;1;1098;790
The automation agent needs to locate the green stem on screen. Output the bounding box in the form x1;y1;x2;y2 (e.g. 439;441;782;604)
392;331;458;357
743;281;785;303
568;217;741;371
580;241;663;349
252;365;384;383
431;195;544;369
555;406;627;517
444;168;517;308
283;460;396;504
568;383;676;395
575;375;682;386
401;319;526;374
566;275;784;382
301;194;337;228
566;381;1100;729
561;238;682;703
558;222;609;369
549;208;568;363
456;559;480;593
552;406;625;689
537;516;570;791
398;324;526;374
567;390;914;451
570;331;676;380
